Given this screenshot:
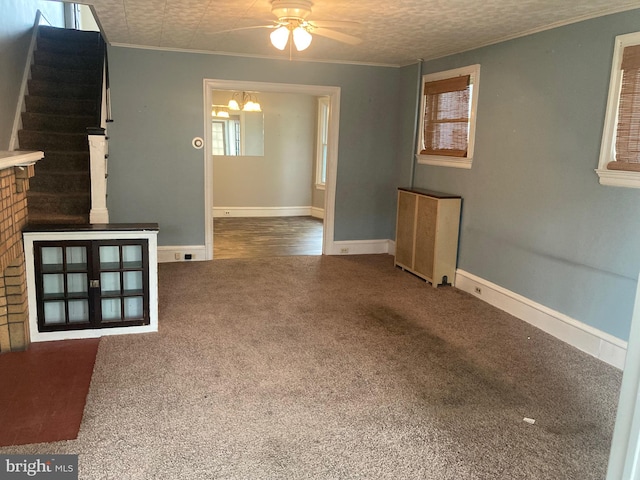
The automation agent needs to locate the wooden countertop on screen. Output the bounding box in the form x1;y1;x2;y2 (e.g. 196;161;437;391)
398;187;462;199
23;223;160;233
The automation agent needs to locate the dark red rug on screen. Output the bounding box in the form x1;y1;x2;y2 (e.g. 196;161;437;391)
0;338;99;446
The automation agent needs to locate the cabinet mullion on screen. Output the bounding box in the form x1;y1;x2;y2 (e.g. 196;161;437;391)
90;241;102;327
62;245;69;325
119;264;125;321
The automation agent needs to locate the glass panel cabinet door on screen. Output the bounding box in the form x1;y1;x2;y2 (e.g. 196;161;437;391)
34;239;149;332
35;241;91;329
96;240;148;325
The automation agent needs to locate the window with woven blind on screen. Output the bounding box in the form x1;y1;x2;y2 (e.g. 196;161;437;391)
597;32;640;188
610;45;640;170
417;65;480;169
422;75;470;157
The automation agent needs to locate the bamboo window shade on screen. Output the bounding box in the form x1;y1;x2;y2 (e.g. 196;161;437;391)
609;44;640;171
421;75;471;157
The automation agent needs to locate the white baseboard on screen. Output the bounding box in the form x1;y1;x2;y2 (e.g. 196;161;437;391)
30;324;157;342
329;239;392;255
388;240;396;256
213;206;313;218
311;207;324;219
455;269;627;369
158;245;207;263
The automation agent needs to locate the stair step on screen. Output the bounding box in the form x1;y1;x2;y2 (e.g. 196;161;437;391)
31;64;100;85
22;112;97;133
28;212;88;225
22;25;102;226
33;50;99;70
38;152;89;172
30;171;90;194
36;36;101;56
28;79;98;100
25;95;97;116
18;130;89;151
39;26;101;45
28;192;90;215
34;49;101;71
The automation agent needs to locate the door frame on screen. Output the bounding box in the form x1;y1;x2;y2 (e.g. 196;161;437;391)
203;79;341;260
606;272;640;479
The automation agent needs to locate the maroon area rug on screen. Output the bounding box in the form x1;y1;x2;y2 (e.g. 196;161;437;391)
0;338;99;446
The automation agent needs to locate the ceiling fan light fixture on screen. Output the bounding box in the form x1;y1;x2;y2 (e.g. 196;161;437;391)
270;26;290;50
292;26;312;51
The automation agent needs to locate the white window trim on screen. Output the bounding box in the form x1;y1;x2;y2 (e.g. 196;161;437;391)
315;96;329;189
596;31;640;189
416;64;481;169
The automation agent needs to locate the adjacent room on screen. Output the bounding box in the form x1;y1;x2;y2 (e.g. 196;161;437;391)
1;0;640;478
211;88;326;259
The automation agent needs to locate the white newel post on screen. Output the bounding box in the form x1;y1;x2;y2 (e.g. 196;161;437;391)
88;132;109;224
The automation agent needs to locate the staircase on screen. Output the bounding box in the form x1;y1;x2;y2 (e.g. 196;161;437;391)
18;26;104;224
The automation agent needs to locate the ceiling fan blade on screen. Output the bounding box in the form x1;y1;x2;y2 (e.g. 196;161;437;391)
308;20;360;29
312;27;362;45
205;24;276;35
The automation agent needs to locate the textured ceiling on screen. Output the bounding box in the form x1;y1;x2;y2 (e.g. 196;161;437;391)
85;0;640;66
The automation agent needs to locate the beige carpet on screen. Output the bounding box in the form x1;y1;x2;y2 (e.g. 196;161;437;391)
0;255;622;479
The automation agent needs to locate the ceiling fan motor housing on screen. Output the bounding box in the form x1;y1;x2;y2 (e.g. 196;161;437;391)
271;0;313;21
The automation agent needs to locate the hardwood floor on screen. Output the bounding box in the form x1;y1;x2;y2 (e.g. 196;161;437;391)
213;216;323;259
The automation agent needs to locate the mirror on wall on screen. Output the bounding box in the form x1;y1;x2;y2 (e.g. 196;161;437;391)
211;90;264;156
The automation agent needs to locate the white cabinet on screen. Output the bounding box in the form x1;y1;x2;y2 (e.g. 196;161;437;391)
395;188;461;287
24;223;159;342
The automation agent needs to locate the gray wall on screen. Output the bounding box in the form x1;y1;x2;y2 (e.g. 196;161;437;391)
106;47;400;246
0;0;64;149
212;91;315;209
410;9;640;341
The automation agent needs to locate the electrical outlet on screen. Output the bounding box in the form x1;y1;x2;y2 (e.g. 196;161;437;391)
474;287;482;295
224;211;231;216
340;247;349;254
185;254;193;260
174;253;180;260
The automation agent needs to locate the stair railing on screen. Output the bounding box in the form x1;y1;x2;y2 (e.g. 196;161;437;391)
88;34;110;224
8;11;42;151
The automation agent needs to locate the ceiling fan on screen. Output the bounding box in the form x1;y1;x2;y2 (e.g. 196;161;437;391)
212;0;362;52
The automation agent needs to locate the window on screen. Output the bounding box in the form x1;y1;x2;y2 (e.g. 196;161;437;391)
416;64;480;169
315;97;329;188
597;31;640;188
211;118;240;156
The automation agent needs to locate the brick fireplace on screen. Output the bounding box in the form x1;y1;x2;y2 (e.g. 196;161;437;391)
0;153;39;353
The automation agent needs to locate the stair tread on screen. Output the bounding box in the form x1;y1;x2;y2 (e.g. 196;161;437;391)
36;48;100;59
31;64;100;76
41;151;90;156
28;213;88;224
23;112;96;119
39;26;101;39
34;170;88;175
26;94;95;102
21;129;89;136
29;191;89;197
29;79;99;89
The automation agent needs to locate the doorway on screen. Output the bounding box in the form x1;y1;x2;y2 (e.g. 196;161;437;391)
203;80;341;261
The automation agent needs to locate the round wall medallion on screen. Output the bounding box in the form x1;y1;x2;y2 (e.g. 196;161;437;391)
192;137;204;149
